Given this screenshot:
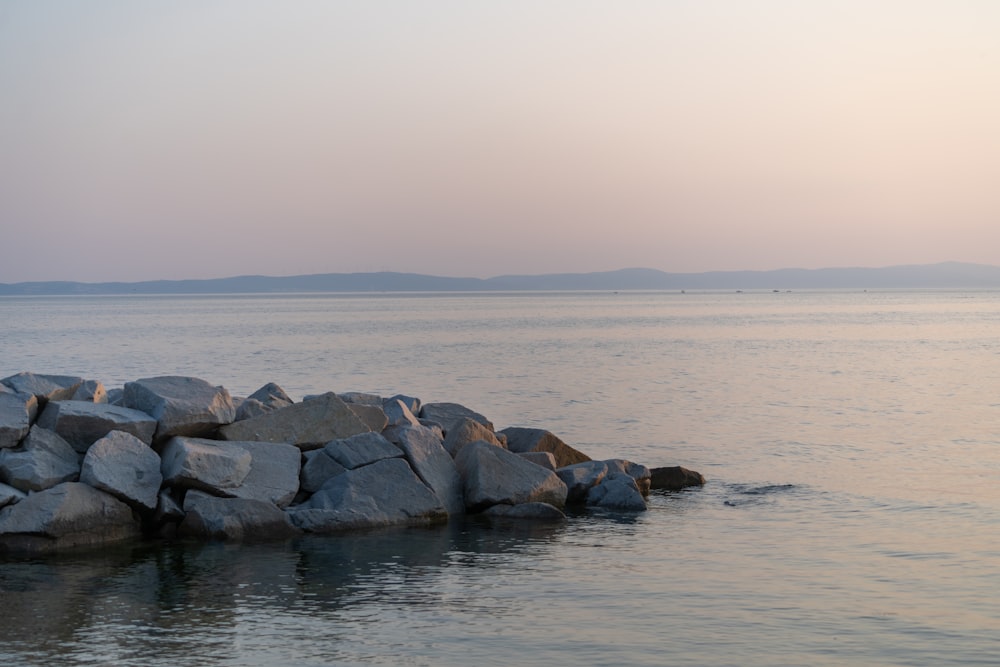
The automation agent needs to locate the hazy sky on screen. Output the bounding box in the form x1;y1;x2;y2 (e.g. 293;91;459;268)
2;1;999;282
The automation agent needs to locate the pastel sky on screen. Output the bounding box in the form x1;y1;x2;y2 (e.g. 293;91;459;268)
2;1;999;282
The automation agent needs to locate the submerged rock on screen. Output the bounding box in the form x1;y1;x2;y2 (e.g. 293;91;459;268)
649;465;706;491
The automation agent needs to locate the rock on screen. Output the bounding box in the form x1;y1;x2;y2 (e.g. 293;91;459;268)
36;400;157;453
455;440;568;512
290;457;447;532
234;398;268;421
1;372;83;403
339;392;383;405
649;465;706;491
390;424;465;516
123;376;235;441
218;392;370;450
0;482;140;552
443;417;504;458
604;459;651;496
322;431;403;470
179;490;299;540
556;460;609;504
222;440;301;508
106;387;124;405
0;482;26;508
160;437;253;494
586;473;647;511
517;451;557;470
0;426;80;492
346;402;389;433
0;391;38;449
383;398;422;428
246;382;294;408
481;502;567;521
155;488;184;524
499;427;591;468
385;393;421;415
419;402;493;433
299;449;347;494
70;380;107;403
80;430;162;511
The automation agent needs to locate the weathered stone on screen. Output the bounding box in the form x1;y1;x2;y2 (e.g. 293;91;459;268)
234;398;268;421
0;482;140;552
300;449;347;494
235;382;294;420
556;460;609;503
222;440;301;508
80;431;162;511
499;427;591;468
155;488;184;524
323;432;403;470
604;459;651;496
70;380;107;403
391;424;465;516
455;440;568;512
340;391;383;405
0;426;80;492
106;387;124;405
123;376;235;441
36;400;157;453
383;398;422;428
443;417;504;458
649;465;706;491
586;473;647;511
385;394;421;415
346;402;389;433
1;372;83;403
218;392;370;450
160;437;253;494
419;402;493;433
290;457;446;532
0;391;38;449
179;490;299;540
0;482;26;508
517;451;557;470
481;502;567;521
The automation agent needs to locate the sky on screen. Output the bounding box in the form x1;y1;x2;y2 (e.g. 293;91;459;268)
1;1;999;283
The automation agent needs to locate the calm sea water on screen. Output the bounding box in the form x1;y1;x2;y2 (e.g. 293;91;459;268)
1;290;999;666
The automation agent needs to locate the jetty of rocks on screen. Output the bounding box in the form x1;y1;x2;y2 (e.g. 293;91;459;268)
0;372;705;553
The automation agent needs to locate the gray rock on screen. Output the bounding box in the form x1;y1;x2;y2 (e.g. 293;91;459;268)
517;451;557;470
556;460;609;503
340;391;383;405
235;382;294;420
391;424;465;516
323;431;403;470
80;430;162;511
290;457;447;532
155;489;184;524
346;402;389;433
1;372;83;403
499;427;591;468
218;392;370;450
0;426;80;492
604;459;651;496
234;398;269;421
222;440;301;508
106;387;124;405
0;391;38;449
443;417;504;458
299;449;347;494
70;380;107;403
419;402;493;433
586;473;648;511
179;490;299;541
385;394;421;415
481;502;567;521
123;376;235;441
36;400;157;453
383;398;422;428
0;482;26;508
455;440;568;512
0;482;140;553
649;465;706;491
160;437;253;494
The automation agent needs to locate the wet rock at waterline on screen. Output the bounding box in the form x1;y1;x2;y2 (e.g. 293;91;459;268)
0;372;705;554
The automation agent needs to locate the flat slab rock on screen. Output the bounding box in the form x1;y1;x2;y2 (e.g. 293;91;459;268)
218;392;370;450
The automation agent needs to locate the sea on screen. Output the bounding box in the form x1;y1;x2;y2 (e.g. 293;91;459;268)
0;289;998;666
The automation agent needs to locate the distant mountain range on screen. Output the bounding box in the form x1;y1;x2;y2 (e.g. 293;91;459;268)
3;262;1000;295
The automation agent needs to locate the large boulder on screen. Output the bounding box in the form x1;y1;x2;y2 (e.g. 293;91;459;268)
0;426;80;492
499;427;591;468
443;417;504;458
218;392;370;450
383;398;422;428
160;437;253;494
345;403;389;433
123;376;235;441
0;482;26;508
0;391;38;449
220;440;301;508
586;473;647;511
649;465;706;491
419;402;493;434
299;449;347;494
0;482;141;552
36;400;157;453
604;459;651;496
322;432;403;470
1;372;84;403
70;379;108;403
454;440;568;512
390;424;465;516
556;460;609;504
80;431;162;512
235;382;293;421
179;490;299;540
290;457;447;532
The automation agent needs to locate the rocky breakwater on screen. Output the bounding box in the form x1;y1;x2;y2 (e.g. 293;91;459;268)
0;372;705;553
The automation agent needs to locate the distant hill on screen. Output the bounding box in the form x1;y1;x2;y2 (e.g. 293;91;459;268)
3;262;1000;295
